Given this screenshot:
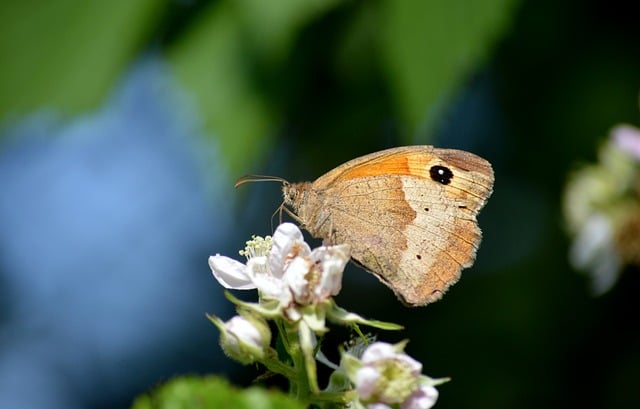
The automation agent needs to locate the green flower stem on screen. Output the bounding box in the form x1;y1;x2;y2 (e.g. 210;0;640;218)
298;320;320;394
351;323;367;341
273;318;310;397
259;353;297;380
277;319;320;400
309;390;356;406
275;318;292;355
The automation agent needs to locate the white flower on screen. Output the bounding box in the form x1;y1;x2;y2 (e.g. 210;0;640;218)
563;122;640;294
349;342;439;408
208;223;350;315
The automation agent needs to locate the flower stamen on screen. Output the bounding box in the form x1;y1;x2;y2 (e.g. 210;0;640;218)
239;235;273;260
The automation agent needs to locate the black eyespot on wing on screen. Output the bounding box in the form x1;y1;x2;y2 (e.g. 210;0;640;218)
429;165;453;185
416;254;422;260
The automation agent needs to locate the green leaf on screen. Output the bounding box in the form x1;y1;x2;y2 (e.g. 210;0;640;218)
167;1;341;175
327;302;404;331
379;0;517;141
130;375;305;409
0;0;166;120
168;1;274;176
236;0;342;63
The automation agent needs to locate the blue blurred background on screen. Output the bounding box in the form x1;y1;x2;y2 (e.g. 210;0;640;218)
0;1;638;408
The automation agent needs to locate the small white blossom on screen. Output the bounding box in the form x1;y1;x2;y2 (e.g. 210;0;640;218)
563;122;640;294
348;342;438;409
208;223;350;318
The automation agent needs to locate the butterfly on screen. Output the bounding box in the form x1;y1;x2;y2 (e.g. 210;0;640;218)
237;146;494;306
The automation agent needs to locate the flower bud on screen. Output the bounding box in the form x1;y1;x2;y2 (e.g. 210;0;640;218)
215;314;271;364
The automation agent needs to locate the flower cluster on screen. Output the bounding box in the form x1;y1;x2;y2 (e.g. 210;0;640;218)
207;223;445;408
564;123;640;293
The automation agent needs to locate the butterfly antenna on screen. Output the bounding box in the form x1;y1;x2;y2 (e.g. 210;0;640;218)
235;175;289;188
235;174;292;232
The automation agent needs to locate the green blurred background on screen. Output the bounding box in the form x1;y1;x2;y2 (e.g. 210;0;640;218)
1;0;639;408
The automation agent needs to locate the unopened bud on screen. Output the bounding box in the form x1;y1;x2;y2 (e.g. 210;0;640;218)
213;314;271;364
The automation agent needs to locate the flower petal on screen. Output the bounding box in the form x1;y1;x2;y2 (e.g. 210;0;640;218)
208;255;255;289
569;213;620;294
284;256;312;303
269;223;310;277
247;256;289;301
361;342;397;364
367;404;392;409
355;366;380;400
401;385;439;409
612;124;640;160
396;353;423;376
311;244;350;299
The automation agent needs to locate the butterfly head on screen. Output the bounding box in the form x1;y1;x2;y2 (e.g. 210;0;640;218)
235;174;308;226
